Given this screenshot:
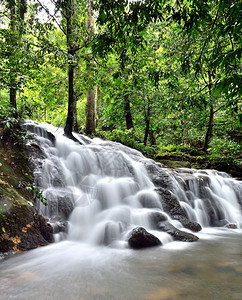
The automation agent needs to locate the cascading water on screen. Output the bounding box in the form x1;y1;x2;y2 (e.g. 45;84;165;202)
24;121;242;247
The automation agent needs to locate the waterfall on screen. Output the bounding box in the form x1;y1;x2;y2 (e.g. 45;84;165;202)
24;121;242;247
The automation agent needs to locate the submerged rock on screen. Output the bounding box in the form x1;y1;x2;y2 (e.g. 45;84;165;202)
128;227;162;249
157;221;199;242
225;223;237;229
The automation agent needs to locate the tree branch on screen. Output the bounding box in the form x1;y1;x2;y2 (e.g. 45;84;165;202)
35;0;66;35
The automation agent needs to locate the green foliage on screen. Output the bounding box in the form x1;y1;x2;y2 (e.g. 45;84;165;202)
208;138;241;159
0;0;241;175
28;184;47;206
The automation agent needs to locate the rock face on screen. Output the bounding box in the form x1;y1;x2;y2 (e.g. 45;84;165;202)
0;125;54;255
128;227;162;249
157;221;199;242
0;200;54;253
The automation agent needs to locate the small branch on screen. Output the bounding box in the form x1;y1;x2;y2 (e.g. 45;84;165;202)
35;0;66;35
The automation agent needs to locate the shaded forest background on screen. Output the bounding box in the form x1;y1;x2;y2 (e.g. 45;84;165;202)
0;0;241;175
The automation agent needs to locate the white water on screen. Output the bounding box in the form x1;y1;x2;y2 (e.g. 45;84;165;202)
0;121;242;300
24;121;242;247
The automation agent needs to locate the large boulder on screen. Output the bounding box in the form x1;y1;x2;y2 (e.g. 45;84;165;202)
157;221;199;242
128;227;162;249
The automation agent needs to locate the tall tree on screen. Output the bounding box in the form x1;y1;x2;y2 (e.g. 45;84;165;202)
85;0;97;134
1;0;27;109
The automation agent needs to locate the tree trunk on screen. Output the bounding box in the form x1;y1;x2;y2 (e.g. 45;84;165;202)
44;106;47;121
203;71;214;151
143;98;150;146
149;130;156;146
64;0;76;138
86;88;97;134
9;3;17;109
85;0;97;134
8;0;27;110
64;63;75;137
73;93;78;132
124;95;134;130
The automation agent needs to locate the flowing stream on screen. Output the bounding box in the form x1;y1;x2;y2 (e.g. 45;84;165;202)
0;121;241;299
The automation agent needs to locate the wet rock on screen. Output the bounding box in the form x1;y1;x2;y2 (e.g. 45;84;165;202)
144;162;173;189
51;220;68;234
149;212;168;228
156;188;187;217
156;188;202;232
173;215;202;232
138;192;162;209
26;143;46;172
128;227;162;249
44;189;74;220
157;221;199;242
225;223;237;229
0;205;54;253
36;215;54;243
23;123;56;145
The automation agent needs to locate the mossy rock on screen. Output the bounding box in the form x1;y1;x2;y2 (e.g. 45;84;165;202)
0;124;53;254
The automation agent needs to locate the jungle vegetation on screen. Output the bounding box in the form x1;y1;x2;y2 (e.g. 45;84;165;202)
0;0;241;174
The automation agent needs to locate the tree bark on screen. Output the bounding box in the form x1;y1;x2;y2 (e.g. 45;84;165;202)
203;71;214;151
64;0;76;138
85;0;97;134
9;0;27;110
143;98;151;146
9;3;17;109
124;95;134;130
64;61;75;137
149;130;156;146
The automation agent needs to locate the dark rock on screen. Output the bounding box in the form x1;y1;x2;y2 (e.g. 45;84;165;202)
51;220;68;234
225;223;237;229
156;188;202;232
0;196;54;253
128;227;162;249
173;215;202;232
156;188;187;217
157;221;199;242
144;162;173;189
36;215;54;243
149;212;168;228
138;192;162;209
23;123;56;145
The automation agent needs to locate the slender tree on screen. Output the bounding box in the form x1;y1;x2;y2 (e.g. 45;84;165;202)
85;0;97;134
